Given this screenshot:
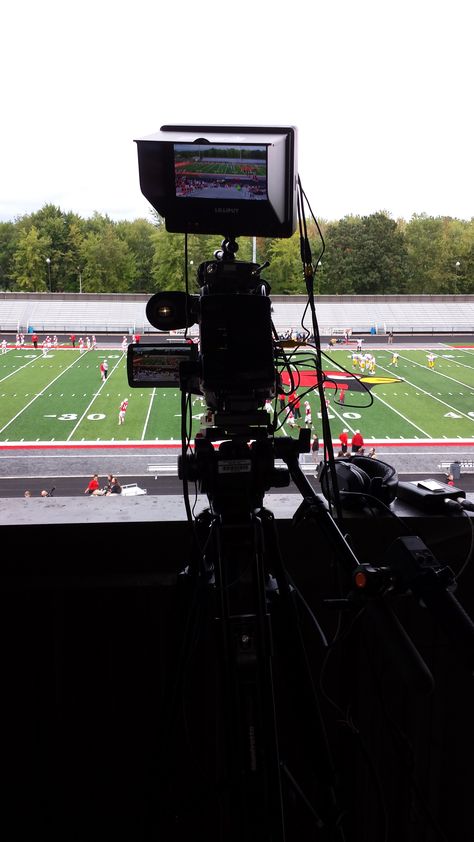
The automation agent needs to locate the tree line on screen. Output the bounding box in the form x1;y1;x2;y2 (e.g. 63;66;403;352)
0;204;472;296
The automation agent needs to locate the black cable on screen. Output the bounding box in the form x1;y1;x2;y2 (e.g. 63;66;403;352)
321;347;375;409
296;177;342;522
324;490;414;535
180;389;196;529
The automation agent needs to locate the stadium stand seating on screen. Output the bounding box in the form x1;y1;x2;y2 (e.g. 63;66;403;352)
270;295;474;336
1;293;474;335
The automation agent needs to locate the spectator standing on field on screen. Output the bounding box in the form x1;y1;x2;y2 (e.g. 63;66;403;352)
70;334;76;348
31;333;38;349
290;393;301;420
351;430;364;453
311;433;320;463
339;429;349;454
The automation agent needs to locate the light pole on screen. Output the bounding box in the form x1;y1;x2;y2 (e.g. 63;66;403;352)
46;257;51;291
455;261;461;294
77;266;83;294
316;258;323;295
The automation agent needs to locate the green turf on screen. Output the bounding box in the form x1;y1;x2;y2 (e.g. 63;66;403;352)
1;345;474;444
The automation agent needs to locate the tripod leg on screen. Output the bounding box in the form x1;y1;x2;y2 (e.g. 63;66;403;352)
212;515;286;842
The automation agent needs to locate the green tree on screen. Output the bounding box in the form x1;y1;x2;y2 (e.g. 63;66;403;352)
0;222;18;290
116;218;156;292
12;226;52;291
321;216;359;294
267;234;307;294
79;227;136;292
322;212;408;294
404;214;446;292
13;204;91;292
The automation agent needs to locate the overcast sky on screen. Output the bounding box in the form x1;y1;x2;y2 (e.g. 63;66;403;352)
2;0;472;225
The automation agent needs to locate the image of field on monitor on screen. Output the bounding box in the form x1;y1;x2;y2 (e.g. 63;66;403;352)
128;344;195;387
174;144;268;201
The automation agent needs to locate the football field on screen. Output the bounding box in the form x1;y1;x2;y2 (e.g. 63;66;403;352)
1;344;474;447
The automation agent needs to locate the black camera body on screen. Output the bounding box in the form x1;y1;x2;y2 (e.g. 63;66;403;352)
128;250;277;431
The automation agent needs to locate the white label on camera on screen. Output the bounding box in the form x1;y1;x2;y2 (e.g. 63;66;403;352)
218;460;252;474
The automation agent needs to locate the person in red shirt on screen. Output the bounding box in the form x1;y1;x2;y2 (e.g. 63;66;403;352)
289;393;301;420
99;360;109;381
118;399;129;425
339;429;349;454
351;430;364;453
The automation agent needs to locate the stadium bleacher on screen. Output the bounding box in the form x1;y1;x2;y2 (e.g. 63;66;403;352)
0;293;473;335
270;295;474;335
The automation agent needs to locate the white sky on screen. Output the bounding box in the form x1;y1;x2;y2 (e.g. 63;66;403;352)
1;0;473;224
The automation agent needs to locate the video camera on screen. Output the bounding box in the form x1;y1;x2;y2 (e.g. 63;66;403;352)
128;124;299;441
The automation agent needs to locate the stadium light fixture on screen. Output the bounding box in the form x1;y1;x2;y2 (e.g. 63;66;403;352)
455;260;461;294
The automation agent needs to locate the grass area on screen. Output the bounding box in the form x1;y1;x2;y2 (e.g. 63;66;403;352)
0;344;474;445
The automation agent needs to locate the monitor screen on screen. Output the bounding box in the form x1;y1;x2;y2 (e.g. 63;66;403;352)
127;342;196;387
174;144;268;201
135;125;297;238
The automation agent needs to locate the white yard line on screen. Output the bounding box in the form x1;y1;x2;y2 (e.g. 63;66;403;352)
141;388;156;440
326;356;432;437
326;402;357;435
396;353;474;389
377;363;474;423
66;355;125;441
0;353;41;383
371;392;431;437
0;354;84;436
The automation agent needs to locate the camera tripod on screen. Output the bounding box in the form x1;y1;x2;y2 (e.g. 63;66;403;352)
156;431;348;842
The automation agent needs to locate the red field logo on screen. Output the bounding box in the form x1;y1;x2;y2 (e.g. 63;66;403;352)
281;370;403;393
